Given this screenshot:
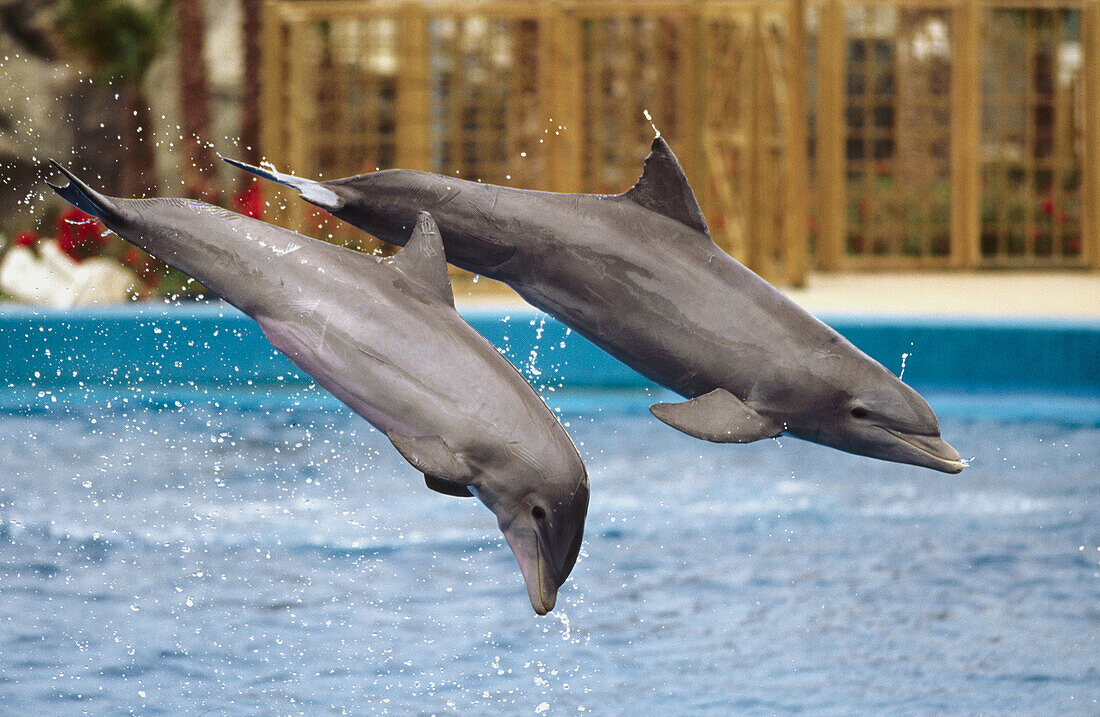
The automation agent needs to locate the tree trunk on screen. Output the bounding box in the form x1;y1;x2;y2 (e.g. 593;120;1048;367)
124;84;159;198
240;0;263;179
178;0;216;198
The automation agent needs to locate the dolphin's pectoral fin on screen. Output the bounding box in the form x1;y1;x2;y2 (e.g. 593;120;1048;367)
649;388;781;443
387;430;475;490
424;474;474;498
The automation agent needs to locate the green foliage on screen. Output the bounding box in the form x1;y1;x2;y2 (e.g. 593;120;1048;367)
55;0;175;85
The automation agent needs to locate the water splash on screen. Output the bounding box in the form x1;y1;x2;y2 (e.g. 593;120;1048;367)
899;342;914;380
523;316;546;382
551;610;571;641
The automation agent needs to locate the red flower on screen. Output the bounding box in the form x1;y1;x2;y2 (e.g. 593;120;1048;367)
14;230;38;247
55;207;106;261
1041;198;1054;216
233;182;265;219
123;247;142;267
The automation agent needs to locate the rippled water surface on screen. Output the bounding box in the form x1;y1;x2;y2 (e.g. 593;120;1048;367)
1;395;1097;715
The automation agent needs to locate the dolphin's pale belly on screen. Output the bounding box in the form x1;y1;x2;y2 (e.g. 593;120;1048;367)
254;308;556;461
255;316;418;436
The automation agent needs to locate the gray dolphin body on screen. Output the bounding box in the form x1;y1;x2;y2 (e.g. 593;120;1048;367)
48;164;588;614
225;139;963;474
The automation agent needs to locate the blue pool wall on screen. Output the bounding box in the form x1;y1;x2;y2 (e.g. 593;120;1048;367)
1;303;1097;397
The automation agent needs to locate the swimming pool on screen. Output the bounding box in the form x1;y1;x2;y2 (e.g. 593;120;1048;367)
1;304;1097;714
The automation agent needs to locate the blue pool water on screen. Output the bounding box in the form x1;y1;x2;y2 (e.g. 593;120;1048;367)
1;392;1098;715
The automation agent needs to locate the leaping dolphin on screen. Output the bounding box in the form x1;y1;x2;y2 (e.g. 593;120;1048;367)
47;163;589;614
225;139;963;474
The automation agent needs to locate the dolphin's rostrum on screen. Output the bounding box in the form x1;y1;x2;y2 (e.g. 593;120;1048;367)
47;162;589;614
226;139;964;473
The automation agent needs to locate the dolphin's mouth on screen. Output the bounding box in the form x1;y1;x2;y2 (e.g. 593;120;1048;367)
506;524;558;615
882;427;964;474
533;536;556;615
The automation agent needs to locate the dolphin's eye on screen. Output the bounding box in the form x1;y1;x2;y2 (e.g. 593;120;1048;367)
531;505;546;520
851;406;869;419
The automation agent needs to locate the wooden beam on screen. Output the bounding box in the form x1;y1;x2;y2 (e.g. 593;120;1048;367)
544;3;583;193
1084;0;1100;269
747;7;767;278
395;2;431;172
949;0;981;269
816;0;846;271
784;0;809;286
678;0;703;186
286;17;313;232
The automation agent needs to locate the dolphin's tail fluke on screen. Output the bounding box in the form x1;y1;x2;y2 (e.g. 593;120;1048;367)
46;160;123;225
220;155;345;212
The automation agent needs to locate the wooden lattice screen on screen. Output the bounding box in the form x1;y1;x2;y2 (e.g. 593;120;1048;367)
261;0;1100;280
839;5;955;266
814;0;1100;271
259;0;808;283
981;7;1085;266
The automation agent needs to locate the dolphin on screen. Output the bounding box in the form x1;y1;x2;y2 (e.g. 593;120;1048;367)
47;163;589;614
223;142;963;474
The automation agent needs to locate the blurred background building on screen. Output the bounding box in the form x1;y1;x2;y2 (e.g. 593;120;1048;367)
0;0;1097;298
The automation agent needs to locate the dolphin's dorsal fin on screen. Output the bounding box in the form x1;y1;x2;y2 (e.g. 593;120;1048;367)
387;431;475;497
386;212;454;307
649;388;781;443
618;136;710;237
